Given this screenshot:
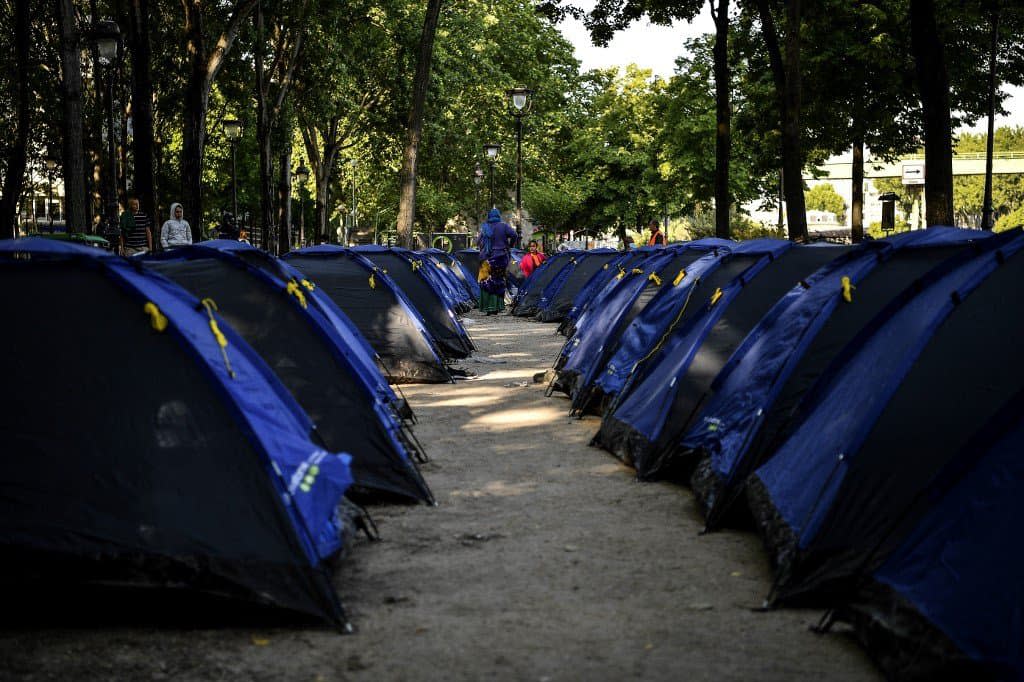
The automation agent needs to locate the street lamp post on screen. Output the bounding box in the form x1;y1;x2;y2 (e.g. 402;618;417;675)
223;118;242;230
348;158;357;245
89;19;121;243
473;162;484;227
506;87;533;239
483;143;500;208
294;161;309;248
44;151;58;232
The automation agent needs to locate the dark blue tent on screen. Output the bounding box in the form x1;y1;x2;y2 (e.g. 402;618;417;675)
408;249;474;312
534;248;620;322
594;241;846;478
511;250;581;316
744;231;1024;607
552;240;733;411
683;228;1003;530
587;240;774;411
423;247;479;300
0;238;354;625
143;245;434;504
840;391;1024;680
283;246;452;382
202;240;404;417
353;245;474;359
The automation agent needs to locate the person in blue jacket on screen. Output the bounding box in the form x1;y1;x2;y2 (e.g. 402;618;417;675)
476;208;517;314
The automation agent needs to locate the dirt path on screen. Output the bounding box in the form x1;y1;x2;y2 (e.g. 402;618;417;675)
0;312;879;681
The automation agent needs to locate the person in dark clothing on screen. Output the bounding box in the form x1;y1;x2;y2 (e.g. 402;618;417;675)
120;197;153;255
476;208;517;314
647;219;666;247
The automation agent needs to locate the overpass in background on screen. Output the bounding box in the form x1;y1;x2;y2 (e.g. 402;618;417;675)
805;151;1024;181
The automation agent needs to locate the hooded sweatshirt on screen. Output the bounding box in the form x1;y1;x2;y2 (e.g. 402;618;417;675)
161;203;193;249
477;208;515;258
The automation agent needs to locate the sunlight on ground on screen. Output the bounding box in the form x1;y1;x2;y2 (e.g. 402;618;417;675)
469;405;566;429
449;479;538;498
475;369;547;381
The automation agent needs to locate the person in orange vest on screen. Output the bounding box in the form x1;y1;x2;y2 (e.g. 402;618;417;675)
647;220;666;246
519;239;547;278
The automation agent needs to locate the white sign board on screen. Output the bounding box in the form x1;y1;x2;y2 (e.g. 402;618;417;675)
902;162;925;185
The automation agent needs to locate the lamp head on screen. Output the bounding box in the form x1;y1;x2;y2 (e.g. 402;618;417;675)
507;87;533;114
484;143;501;160
223;118;242;141
89;19;121;66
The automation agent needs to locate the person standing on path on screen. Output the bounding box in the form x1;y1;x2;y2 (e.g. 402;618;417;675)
519;239;546;278
119;197;153;256
161;203;193;250
476;208;517;314
647;219;666;247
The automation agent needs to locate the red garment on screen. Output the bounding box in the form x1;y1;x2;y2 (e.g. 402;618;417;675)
520;251;547;277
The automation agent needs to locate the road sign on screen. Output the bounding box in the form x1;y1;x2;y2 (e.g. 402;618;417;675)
902;162;925;185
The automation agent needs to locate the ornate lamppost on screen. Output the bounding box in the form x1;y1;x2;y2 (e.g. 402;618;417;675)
506;87;533;239
473;162;484;227
44;150;58;232
223;118;242;228
88;19;121;242
483;142;500;208
294;161;309;248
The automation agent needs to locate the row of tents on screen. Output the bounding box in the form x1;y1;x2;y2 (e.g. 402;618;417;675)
517;228;1023;680
0;238;480;628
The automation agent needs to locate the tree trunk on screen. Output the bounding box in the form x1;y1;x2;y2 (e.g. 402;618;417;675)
55;0;88;233
396;0;444;249
909;0;954;226
712;0;731;240
755;0;808;241
278;147;292;254
851;136;864;243
254;2;275;252
182;4;208;243
126;0;156;226
0;0;32;239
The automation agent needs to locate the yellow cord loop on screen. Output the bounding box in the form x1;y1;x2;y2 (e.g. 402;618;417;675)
709;287;724;307
603;264;610;270
143;302;168;332
410;259;422;271
201;298;235;378
672;269;687;286
368;273;377;289
631;268;644;275
301;279;316;292
841;276;855;303
615;267;626;280
648;272;662;286
286;280;308;309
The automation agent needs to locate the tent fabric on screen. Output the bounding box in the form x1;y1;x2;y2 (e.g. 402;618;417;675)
842;392;1024;680
0;237;353;625
594;243;846;477
424;247;479;300
453;248;481;282
553;241;733;409
589;242;779;409
684;228;1002;530
283;247;451;383
511;251;581;317
353;246;474;359
409;249;474;313
201;241;400;413
534;249;620;322
144;246;434;504
745;231;1024;607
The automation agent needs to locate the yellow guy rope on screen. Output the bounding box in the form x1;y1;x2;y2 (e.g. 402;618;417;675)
200;298;235;378
841;276;855;303
286;280;308;309
143;302;168;332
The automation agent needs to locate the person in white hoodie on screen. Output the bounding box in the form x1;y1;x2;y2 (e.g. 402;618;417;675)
161;203;193;250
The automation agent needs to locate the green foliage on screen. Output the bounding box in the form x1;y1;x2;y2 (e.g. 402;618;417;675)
805;183;847;222
994;205;1024;232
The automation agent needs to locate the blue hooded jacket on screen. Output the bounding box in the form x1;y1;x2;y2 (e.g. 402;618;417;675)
479;209;515;258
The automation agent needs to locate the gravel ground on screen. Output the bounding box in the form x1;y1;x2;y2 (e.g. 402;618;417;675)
0;311;879;682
